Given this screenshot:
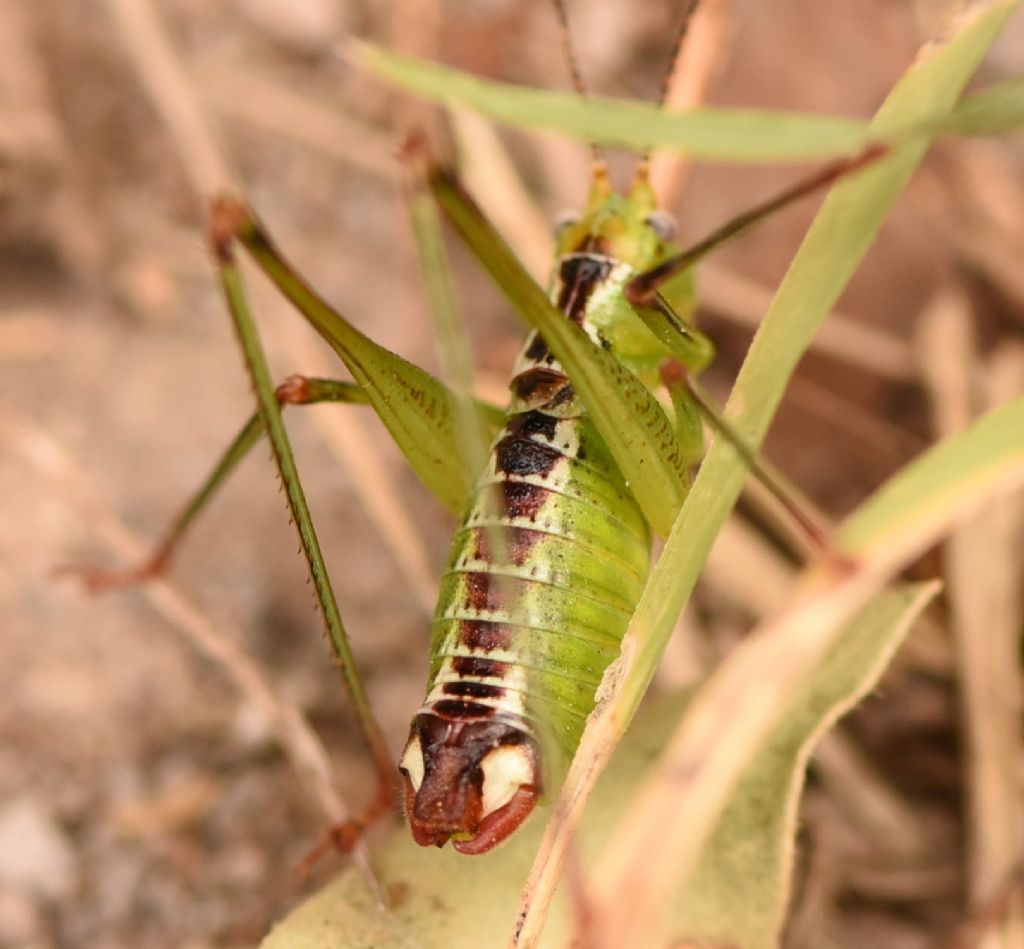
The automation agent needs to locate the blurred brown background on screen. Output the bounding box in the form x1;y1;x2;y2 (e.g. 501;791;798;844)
2;0;1023;945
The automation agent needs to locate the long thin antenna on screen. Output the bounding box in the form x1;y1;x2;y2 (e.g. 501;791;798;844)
550;0;604;165
655;0;702;109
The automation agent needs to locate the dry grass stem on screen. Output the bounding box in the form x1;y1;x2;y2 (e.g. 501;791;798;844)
918;289;1024;944
650;0;737;210
200;63;397;180
450;108;553;279
2;409;386;897
102;0;235;197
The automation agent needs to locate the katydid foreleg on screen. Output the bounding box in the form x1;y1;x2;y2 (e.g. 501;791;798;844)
624;143;889;309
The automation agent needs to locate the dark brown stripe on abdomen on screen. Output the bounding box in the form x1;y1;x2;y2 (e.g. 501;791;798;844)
442;681;506;700
458;620;513;651
451;656;509;677
431;699;495;718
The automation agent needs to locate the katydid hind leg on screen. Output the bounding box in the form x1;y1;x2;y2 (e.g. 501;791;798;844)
209;210;399;833
210;194;486;516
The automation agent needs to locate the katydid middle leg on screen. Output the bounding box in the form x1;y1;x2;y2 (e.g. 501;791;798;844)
71;377;370;592
618;148;892;560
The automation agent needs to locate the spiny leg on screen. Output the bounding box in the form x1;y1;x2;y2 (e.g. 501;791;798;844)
208;204;397;857
619;252;839;556
210;194;499;516
70;377;369;592
629;281;840;559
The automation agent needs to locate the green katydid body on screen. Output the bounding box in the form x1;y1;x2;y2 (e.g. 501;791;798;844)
93;135;854;861
80;0;1000;881
400;165;706;853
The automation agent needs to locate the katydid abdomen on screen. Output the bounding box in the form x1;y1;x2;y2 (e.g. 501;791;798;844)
400;251;654;853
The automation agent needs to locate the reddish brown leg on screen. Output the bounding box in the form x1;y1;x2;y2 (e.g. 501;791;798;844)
299;770;401;878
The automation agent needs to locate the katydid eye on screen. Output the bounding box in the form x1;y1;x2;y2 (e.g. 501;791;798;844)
646;210;678;241
552;210;581;235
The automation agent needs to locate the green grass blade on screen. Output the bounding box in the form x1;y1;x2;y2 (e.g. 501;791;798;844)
429;172;688;537
839;394;1024;565
942;74;1024;135
407;186;492;483
621;0;1021;719
512;3;1021;943
352;41;871;163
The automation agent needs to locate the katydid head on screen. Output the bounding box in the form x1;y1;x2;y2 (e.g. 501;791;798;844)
554;163;679;273
399;713;541;854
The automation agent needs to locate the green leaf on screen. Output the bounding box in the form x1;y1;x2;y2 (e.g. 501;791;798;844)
839;394;1024;566
672;583;937;948
351;41;872;163
429;172;688;538
943;74;1024;136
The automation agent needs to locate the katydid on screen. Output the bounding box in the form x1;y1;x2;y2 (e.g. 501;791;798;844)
79;0;883;857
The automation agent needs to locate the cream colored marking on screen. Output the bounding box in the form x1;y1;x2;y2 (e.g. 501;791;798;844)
583;261;632;327
400;733;424;791
550;419;581;454
480;745;536;817
489;454;573;494
434;640;520;665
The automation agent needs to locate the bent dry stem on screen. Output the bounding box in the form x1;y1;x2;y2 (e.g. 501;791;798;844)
71;376;370;593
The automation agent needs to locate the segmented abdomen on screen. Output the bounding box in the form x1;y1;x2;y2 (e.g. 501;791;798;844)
421;320;651;763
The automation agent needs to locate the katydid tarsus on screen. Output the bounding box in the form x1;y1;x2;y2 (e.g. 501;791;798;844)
79;0;885;857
